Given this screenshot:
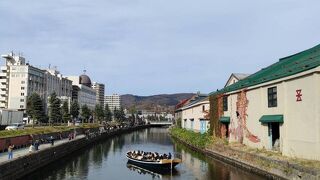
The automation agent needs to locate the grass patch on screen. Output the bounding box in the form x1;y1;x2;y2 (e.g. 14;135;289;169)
0;125;96;138
170;127;212;149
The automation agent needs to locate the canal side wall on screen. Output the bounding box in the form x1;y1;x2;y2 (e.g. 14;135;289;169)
170;134;320;180
0;125;150;180
0;128;85;153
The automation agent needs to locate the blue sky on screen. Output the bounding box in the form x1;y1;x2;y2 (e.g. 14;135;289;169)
0;0;319;96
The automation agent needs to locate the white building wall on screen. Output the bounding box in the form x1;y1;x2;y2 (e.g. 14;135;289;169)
281;73;319;159
8;65;45;110
181;101;209;133
224;68;320;160
105;94;121;111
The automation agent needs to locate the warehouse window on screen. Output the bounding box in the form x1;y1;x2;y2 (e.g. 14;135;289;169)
223;96;228;111
268;87;277;107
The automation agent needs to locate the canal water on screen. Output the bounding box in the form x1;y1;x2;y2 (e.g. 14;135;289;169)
23;127;267;180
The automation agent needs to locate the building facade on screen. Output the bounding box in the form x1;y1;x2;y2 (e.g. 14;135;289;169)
92;82;105;107
1;53;46;110
104;94;121;111
67;75;96;110
181;96;209;134
211;44;320;160
1;53;72;112
45;68;72;99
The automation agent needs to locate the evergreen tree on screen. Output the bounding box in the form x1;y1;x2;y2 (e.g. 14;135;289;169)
70;100;80;120
62;101;71;123
129;113;136;126
26;92;46;125
81;104;91;123
48;92;62;124
94;104;104;123
113;107;119;121
104;104;113;121
131;113;136;122
118;107;126;122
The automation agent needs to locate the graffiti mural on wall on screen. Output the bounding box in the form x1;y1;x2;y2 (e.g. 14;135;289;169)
230;89;260;143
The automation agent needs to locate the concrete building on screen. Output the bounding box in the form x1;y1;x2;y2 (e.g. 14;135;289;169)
0;53;73;112
92;82;105;107
210;44;320;160
67;74;96;110
45;67;72;99
1;53;46;110
180;94;209;134
105;94;121;111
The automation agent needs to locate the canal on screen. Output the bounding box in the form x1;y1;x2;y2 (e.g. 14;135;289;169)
23;127;267;180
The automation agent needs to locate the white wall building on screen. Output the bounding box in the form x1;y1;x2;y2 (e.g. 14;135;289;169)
105;94;121;111
92;82;105;107
1;53;46;110
67;75;96;110
181;95;209;134
45;68;72;99
0;53;72;112
212;44;320;160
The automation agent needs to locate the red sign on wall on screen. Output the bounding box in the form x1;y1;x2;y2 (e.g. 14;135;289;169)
296;89;302;102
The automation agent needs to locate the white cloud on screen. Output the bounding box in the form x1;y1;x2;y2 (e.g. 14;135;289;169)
0;0;319;95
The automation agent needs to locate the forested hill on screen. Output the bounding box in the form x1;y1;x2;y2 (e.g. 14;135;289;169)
121;93;195;113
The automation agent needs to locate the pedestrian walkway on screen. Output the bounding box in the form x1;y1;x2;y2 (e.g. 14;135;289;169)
0;134;85;163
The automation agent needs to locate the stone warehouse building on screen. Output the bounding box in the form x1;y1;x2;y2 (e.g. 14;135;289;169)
210;44;320;160
181;95;209;134
175;93;209;133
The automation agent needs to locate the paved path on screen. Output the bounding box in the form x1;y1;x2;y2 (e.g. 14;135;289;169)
0;135;85;163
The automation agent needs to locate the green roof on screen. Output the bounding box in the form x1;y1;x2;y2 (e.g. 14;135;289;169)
259;115;284;123
219;116;230;123
210;44;320;95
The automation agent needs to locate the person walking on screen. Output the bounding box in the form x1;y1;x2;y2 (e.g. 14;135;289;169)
35;140;40;151
8;144;14;160
50;136;55;146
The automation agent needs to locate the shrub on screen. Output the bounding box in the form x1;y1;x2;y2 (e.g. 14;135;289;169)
170;127;212;149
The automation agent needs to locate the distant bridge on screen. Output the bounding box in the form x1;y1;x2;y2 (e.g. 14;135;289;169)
148;121;173;127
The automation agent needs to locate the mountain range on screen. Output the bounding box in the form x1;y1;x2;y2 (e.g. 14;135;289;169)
121;93;195;113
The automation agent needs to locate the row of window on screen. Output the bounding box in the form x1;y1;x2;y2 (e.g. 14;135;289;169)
223;86;278;111
11;74;26;78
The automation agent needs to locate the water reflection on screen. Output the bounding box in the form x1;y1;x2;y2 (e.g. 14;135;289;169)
126;163;181;179
22;128;267;180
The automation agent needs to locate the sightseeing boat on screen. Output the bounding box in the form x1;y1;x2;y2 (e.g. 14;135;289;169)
126;151;181;171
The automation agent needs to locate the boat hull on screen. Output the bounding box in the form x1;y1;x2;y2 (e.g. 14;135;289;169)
126;156;180;171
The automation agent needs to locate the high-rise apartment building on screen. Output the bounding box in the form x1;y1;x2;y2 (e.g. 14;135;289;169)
92;82;105;107
104;94;121;111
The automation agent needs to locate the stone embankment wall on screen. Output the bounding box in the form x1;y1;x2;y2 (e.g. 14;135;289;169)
0;128;85;152
0;125;149;180
171;135;320;180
